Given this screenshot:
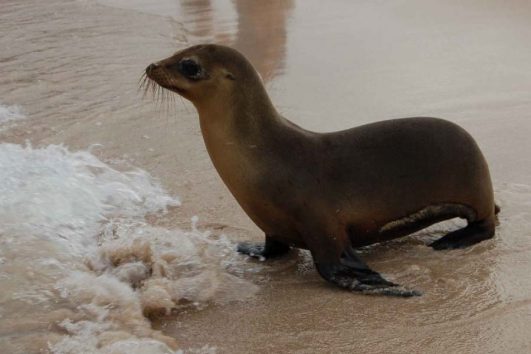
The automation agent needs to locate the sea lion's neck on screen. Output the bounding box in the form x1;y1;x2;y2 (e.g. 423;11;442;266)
197;76;279;126
195;81;290;193
196;79;284;149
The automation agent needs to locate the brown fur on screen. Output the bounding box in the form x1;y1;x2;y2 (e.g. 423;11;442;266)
145;44;497;294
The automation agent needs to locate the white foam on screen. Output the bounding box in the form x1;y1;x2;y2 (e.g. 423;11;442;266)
0;102;25;128
0;142;256;353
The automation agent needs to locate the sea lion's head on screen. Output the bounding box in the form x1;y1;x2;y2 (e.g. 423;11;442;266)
144;44;264;110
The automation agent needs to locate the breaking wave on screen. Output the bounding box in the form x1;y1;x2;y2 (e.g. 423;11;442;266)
0;143;257;353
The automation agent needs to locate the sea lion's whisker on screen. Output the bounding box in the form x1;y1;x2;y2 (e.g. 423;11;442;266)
155;85;160;103
145;78;152;97
139;74;152;99
150;79;156;97
157;85;163;104
178;95;190;115
171;91;177;115
164;89;170;114
138;71;146;87
157;73;167;105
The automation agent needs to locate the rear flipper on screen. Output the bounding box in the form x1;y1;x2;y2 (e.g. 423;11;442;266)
430;218;495;250
315;247;421;297
237;235;290;259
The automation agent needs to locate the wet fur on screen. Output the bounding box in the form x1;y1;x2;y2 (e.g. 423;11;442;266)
144;45;498;296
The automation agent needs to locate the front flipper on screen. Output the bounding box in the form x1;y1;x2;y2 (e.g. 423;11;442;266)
237;235;290;259
316;247;421;297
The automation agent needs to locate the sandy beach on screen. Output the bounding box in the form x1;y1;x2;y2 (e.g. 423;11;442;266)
1;0;531;353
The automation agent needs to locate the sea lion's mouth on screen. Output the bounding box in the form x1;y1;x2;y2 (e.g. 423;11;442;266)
140;67;187;99
156;81;186;95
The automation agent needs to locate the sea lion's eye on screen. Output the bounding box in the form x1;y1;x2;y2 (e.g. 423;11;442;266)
178;59;202;79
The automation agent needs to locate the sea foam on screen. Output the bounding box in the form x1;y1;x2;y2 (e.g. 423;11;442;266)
0;143;257;353
0;102;25;129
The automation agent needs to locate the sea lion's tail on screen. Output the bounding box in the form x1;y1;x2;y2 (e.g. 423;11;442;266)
494;204;501;215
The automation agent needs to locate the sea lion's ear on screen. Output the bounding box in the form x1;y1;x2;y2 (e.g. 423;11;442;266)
223;69;235;81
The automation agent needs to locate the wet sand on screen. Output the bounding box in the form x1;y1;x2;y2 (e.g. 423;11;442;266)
1;0;531;352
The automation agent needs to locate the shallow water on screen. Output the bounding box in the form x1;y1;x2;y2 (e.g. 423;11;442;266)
1;0;531;353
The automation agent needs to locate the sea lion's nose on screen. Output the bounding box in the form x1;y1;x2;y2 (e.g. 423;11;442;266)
145;63;159;75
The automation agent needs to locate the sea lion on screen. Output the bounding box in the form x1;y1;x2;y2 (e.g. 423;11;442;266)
144;44;498;297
